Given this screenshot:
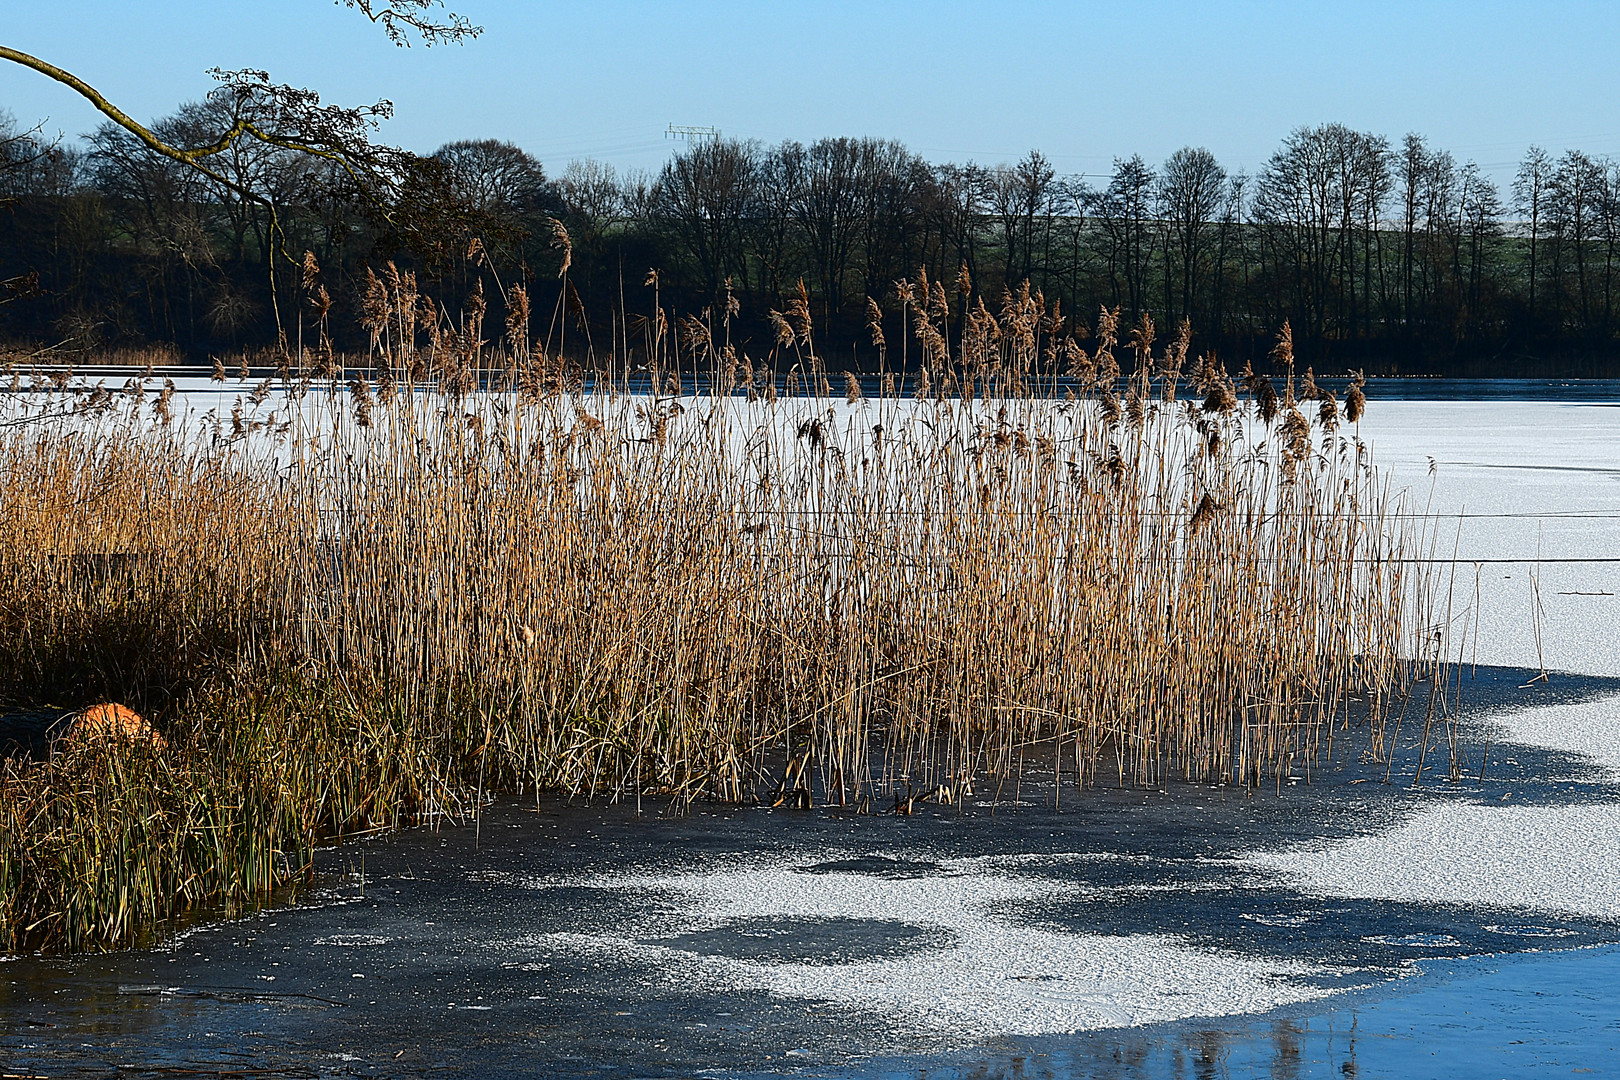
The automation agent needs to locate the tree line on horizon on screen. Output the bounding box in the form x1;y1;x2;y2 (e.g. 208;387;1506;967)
3;97;1618;377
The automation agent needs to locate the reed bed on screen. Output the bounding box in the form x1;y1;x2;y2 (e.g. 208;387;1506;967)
0;268;1439;950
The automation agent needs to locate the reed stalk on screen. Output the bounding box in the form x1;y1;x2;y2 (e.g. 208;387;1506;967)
0;283;1433;951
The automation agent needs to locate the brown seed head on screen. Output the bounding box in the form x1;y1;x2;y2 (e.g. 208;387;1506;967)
549;218;573;277
865;297;886;350
1346;370;1367;423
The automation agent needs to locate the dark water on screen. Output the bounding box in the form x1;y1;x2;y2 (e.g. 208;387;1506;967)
12;368;1620;405
4;667;1619;1078
585;374;1620;404
591;374;1620;404
1308;376;1620;402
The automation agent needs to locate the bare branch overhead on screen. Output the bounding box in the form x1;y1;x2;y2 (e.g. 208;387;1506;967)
338;0;483;46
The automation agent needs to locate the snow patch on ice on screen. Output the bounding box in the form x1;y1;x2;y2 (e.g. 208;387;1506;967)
1249;799;1620;921
1248;691;1620;923
1492;698;1620;778
1358;401;1620;679
526;854;1346;1039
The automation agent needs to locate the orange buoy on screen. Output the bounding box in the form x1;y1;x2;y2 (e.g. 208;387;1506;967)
65;703;165;750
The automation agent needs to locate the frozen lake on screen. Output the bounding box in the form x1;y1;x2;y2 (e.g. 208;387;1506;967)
2;391;1618;1077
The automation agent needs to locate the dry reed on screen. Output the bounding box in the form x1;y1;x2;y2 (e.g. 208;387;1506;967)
0;274;1437;951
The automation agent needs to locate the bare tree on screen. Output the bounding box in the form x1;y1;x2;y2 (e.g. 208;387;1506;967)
1327;129;1388;337
781;137;866;323
1159;146;1225;322
1512;146;1552;324
0;111;53;308
558;159;621;227
653;137;762;301
87;113;224;344
1395;133;1435;329
435;139;547;217
1454;162;1503;329
1254;126;1339;338
1050;174;1095;318
1419;146;1459;325
984;150;1056;288
1204;170;1248;336
169;92;314;268
746;148;797;304
1601;161;1620;329
924;162;987;291
1548;149;1606;330
856;139;927;307
0;110;54;199
1352;134;1392;339
555;157;629;297
338;0;481;45
1090;155;1156;317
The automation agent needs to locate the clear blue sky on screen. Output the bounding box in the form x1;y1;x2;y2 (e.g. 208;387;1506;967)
3;0;1617;186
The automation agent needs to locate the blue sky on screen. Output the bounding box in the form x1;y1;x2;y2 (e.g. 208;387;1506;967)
3;0;1617;185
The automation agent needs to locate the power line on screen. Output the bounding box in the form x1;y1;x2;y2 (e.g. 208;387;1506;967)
665;124;719;142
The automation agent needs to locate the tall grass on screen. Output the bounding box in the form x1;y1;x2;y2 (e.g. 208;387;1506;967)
0;266;1436;950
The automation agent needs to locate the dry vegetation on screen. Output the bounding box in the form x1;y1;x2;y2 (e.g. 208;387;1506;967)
0;258;1443;951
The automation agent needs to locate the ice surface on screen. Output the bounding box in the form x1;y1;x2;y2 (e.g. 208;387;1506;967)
1492;696;1620;777
1250;799;1620;921
1247;402;1620;924
525;855;1345;1039
1250;695;1620;921
1355;401;1620;678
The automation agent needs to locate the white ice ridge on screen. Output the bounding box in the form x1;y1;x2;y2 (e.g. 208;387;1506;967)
1248;696;1620;921
511;854;1346;1040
